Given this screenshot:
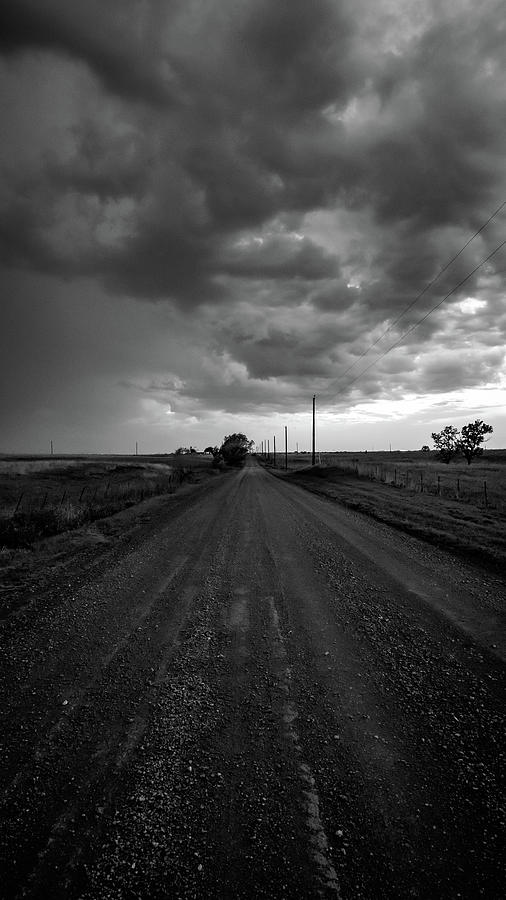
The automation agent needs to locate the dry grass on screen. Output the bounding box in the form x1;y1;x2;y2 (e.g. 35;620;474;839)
267;449;506;512
0;454;214;547
275;461;506;571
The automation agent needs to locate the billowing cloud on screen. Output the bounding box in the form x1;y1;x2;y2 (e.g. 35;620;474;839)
1;0;505;451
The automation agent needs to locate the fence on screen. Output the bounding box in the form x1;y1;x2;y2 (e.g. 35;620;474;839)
319;456;501;510
0;467;194;548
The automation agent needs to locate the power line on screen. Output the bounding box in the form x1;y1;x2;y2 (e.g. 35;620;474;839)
339;200;506;380
336;238;506;398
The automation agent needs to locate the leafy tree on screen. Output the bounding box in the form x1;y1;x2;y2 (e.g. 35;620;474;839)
421;445;430;453
219;433;253;467
175;446;190;455
431;426;460;464
458;420;493;465
204;445;218;455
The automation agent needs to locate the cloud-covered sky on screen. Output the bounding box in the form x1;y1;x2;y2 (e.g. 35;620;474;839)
1;0;505;452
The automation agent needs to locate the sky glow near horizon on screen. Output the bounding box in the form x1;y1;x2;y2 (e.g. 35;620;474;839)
0;0;505;454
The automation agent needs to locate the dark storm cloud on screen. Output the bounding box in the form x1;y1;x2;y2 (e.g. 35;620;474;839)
48;120;150;202
418;349;505;394
219;235;339;281
374;5;505;227
223;327;338;380
0;0;182;106
310;280;357;312
0;0;358;301
1;0;505;437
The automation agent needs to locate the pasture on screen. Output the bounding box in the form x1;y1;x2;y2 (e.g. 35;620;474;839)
263;449;506;511
262;449;506;569
0;454;214;547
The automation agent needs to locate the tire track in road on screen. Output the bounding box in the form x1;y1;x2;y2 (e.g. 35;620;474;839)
2;554;190;802
215;467;341;897
220;469;341;897
267;595;341;898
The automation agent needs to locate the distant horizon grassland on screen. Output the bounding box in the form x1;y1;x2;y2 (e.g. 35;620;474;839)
0;454;214;548
261;447;506;463
266;447;504;491
0;452;213;470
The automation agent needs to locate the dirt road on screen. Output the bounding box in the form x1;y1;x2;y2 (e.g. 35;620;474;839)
1;458;504;899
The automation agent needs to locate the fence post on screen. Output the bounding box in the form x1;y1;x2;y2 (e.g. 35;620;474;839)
437;475;441;496
394;468;397;485
420;472;423;493
484;480;488;508
456;478;460;500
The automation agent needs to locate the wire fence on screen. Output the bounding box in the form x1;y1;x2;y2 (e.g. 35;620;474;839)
0;467;195;548
320;456;503;511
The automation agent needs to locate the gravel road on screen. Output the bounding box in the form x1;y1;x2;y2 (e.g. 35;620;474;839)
1;457;504;899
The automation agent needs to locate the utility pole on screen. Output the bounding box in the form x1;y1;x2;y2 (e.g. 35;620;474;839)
135;441;138;456
50;439;53;456
267;439;270;461
285;425;288;470
273;435;276;467
312;395;316;466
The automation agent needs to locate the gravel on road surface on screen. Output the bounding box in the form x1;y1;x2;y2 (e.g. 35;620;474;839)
1;457;504;899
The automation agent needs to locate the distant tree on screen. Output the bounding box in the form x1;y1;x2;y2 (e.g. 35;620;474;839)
219;433;253;467
458;420;493;465
204;446;219;455
431;426;460;464
175;446;190;455
421;445;431;453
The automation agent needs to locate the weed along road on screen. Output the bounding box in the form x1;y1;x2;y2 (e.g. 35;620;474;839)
1;457;504;900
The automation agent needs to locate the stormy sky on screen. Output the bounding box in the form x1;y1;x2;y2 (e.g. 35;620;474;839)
1;0;505;453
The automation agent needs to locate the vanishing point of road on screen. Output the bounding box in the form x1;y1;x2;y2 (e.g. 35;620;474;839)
1;457;504;899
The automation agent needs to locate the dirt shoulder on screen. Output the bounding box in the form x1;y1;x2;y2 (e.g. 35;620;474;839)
267;464;506;572
0;468;225;621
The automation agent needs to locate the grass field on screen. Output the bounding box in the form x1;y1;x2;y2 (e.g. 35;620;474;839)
261;450;506;571
262;449;506;511
0;454;214;548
